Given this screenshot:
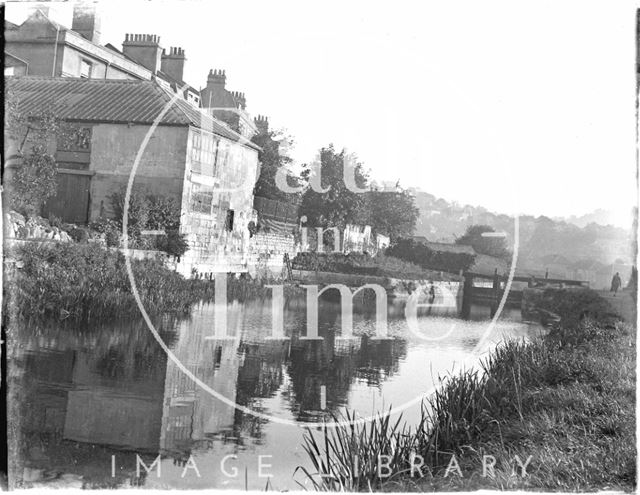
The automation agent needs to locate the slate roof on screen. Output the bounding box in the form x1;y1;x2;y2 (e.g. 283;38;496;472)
6;76;260;150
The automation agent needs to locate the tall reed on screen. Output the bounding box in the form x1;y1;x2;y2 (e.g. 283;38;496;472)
296;288;631;490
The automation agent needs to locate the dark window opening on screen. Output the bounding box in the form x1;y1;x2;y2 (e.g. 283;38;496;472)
225;209;235;231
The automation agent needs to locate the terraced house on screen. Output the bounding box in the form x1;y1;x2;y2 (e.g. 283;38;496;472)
7;76;261;276
4;5;303;277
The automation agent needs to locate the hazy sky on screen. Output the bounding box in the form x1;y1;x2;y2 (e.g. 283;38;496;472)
7;0;639;226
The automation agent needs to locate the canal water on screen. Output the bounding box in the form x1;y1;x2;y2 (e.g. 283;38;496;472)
8;297;542;490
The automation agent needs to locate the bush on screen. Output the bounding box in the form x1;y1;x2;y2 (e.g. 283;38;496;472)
535;287;618;332
155;230;189;258
5;242;211;322
7;146;58;218
107;187;188;256
67;226;90;243
291;251;436;279
108;186;150;239
89;218;121;247
385;237;476;273
146;194;181;231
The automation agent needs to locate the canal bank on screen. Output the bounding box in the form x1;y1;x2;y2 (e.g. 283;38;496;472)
299;288;636;491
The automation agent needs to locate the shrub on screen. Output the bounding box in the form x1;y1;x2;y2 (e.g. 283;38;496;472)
89;218;121;247
108;185;150;239
155;230;189;258
107;187;188;257
47;214;63;229
5;242;210;322
386;237;476;274
67;226;90;243
7;145;58;218
146;194;181;231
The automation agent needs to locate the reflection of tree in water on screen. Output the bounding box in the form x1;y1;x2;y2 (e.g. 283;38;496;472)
285;307;407;422
353;336;408;387
231;340;290;441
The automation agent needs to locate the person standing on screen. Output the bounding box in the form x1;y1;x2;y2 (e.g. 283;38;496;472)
610;272;622;296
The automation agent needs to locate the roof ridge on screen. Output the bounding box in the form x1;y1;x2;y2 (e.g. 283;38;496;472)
154;82;196;125
10;75;147;84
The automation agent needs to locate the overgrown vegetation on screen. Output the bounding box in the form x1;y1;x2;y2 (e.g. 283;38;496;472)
291;252;453;280
455;224;511;261
106;186;189;257
4;88;64;217
4;242;300;324
298;289;635;491
386;237;476;274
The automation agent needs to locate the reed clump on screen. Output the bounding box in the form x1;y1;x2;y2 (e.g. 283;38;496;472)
4;242;300;323
298;289;635;491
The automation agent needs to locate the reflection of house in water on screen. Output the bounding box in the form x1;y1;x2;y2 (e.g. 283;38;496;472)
160;302;293;450
22;348;76;438
63;328;169;453
161;307;243;453
13;322;176;487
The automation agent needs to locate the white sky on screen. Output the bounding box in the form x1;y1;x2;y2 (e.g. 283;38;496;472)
6;0;639;227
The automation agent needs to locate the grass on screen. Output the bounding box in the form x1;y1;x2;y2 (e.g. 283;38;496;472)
4;242;302;324
292;251;459;281
297;288;636;491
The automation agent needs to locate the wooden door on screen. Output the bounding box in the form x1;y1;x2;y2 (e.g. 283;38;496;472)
43;172;91;224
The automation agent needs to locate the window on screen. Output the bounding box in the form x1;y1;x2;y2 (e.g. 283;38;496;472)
80;59;92;79
190;183;214;215
190;131;217;176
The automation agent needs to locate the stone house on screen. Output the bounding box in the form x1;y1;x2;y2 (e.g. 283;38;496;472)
6;75;261;276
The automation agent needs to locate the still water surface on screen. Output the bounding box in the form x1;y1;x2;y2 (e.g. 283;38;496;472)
9;297;541;489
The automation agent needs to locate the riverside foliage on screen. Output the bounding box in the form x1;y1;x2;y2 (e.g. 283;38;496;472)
297;289;635;491
5;243;296;323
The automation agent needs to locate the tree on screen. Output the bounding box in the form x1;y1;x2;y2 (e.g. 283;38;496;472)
4;88;64;217
455;224;511;260
299;145;369;232
251;129;302;202
364;190;419;241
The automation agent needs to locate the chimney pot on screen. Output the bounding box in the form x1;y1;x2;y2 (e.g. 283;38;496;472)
161;45;187;81
123;32;163;73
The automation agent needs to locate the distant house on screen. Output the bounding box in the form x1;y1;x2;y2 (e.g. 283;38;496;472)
6;76;261;276
343;224;373;254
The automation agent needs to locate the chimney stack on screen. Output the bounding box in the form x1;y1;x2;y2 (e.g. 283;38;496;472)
72;3;101;43
206;68;226;89
122;33;163;73
254;115;269;134
161;46;186;82
231;91;246;110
